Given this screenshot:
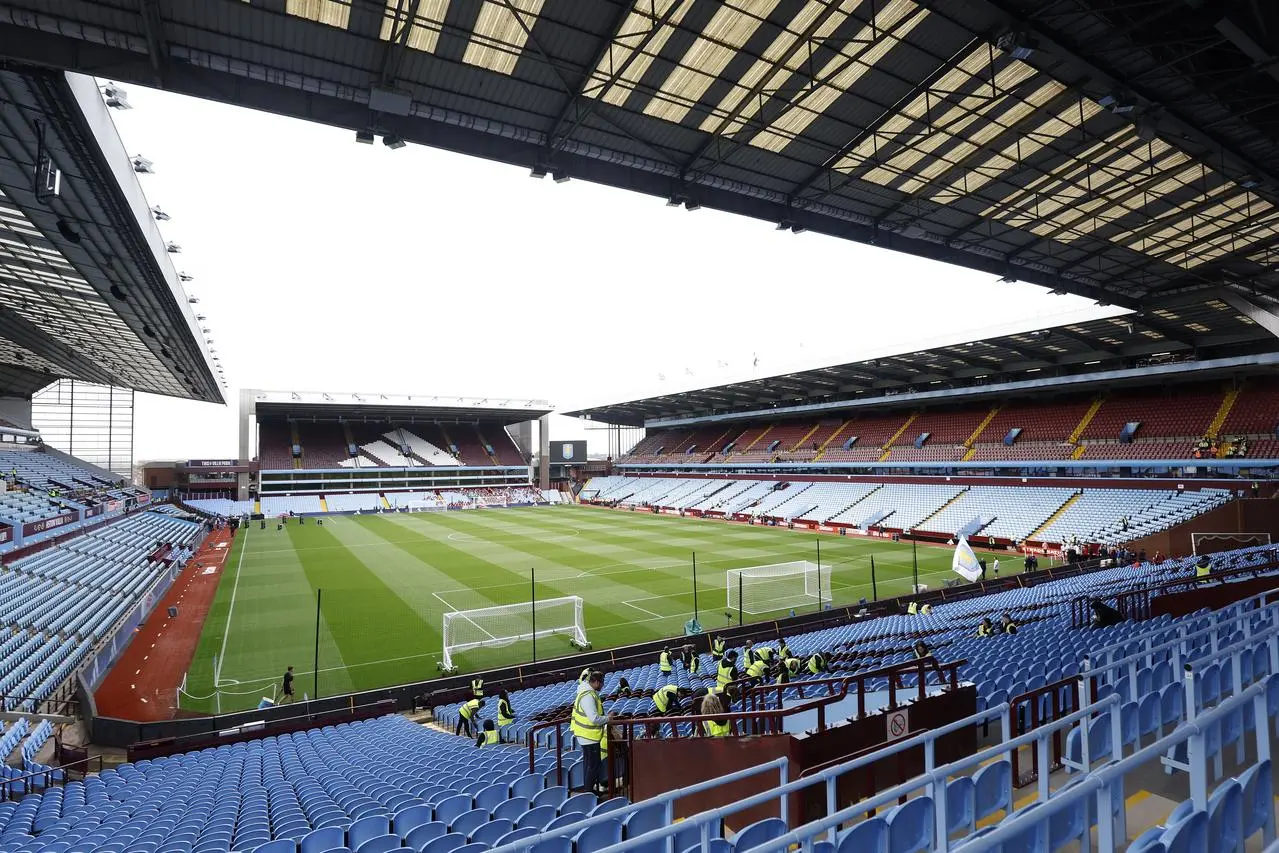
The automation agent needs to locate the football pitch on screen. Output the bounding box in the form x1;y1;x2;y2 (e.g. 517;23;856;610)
178;505;1008;713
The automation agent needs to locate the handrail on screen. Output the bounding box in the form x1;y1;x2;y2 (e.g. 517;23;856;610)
737;656;961;718
726;693;1122;853
1080;607;1279;692
0;754;105;802
949;682;1270;853
1086;586;1279;670
1072;558;1279;627
503;703;1012;853
525;657;963;774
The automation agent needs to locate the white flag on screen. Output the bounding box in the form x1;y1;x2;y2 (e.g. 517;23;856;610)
953;536;981;582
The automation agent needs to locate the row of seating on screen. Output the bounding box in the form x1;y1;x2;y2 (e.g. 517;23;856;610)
582;476;1232;545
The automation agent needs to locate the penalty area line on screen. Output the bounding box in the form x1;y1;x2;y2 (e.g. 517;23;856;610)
622;600;664;619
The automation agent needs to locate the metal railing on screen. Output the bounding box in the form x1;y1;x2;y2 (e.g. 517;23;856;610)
947;682;1272;853
525;657;965;781
0;753;104;802
1071;558;1279;627
717;694;1124;853
500;703;1012;853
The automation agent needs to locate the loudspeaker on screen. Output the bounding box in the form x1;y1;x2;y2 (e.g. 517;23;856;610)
167;606;178;618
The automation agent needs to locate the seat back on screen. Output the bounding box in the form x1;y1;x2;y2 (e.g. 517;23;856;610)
836;817;887;853
885;797;933;853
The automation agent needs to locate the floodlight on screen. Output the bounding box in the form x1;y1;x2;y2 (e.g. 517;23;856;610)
188;296;199;304
665;193;683;207
178;272;193;282
998;275;1016;284
165;241;181;253
1240;176;1260;189
355;130;375;145
776;220;792;231
382;133;406;149
102;83;131;109
684;199;702;211
552;171;570;184
131;155;154;173
996;30;1037;60
530;165;548;179
151;205;170;221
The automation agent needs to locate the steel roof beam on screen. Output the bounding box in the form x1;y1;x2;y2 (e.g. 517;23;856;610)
967;0;1279;200
543;0;685;160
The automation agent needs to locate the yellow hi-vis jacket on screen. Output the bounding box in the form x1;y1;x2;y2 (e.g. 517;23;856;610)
497;698;514;727
478;729;499;746
716;661;737;689
746;660;768;679
659;651;672;673
653;685;679;713
570;687;605;742
459;699;480;719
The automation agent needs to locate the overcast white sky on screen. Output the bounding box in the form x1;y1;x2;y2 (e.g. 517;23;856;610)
109;85;1122;462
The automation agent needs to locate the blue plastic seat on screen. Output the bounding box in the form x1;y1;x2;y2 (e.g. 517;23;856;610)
492;798;530;824
733;817;787;853
348;816;390;853
558;792;597;816
516;805;557;831
973;760;1011;823
447;809;488;840
530;837;572;853
1161;810;1207;853
575;819;622;853
885;797;932;853
420;833;466;853
511;774;543;801
837;818;887;853
945;777;974;835
623;802;664;839
431;797;470;829
494;827;539;848
1239;759;1274;843
469;819;513;847
354;835;401;853
532;786;568;810
393;805;433;839
403;822;446;851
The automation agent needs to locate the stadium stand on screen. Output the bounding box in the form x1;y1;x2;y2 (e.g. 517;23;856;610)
616;385;1279;465
0;449;121;492
582;477;1237;548
295;422;348;469
258;421;525;470
183;498;256;517
0;511;200;711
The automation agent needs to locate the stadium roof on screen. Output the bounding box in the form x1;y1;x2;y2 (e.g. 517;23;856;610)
0;68;222;403
563;292;1277;426
245;389;552;424
2;0;1278;310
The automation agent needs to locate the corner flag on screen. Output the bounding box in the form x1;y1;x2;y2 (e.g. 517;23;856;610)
952;536;981;583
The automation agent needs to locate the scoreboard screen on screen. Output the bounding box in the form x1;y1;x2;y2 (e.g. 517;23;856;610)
551;440;587;464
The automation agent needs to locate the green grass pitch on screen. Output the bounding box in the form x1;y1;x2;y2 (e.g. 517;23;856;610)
178;505;1012;713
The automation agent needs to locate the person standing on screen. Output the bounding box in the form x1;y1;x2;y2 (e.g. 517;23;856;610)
280;666;295;704
571;671;612;795
659;647;672;675
497;690;515;730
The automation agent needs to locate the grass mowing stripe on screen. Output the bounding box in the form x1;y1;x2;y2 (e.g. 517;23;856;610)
213;524;250;686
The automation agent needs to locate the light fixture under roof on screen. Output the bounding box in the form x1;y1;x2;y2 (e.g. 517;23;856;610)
151;205;169;221
131;155;154;174
354;130;374;145
382;133;406;150
101;83;131;109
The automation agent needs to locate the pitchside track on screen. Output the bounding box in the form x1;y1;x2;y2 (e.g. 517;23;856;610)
178;505;1009;713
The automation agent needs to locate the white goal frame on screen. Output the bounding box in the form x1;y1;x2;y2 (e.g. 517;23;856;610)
1191;532;1272;556
727;560;831;615
442;595;588;669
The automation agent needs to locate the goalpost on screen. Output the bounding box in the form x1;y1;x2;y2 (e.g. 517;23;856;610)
1191;532;1272;556
441;596;589;670
727;560;831;616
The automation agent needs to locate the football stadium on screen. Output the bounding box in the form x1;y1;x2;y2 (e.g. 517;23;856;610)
0;1;1278;852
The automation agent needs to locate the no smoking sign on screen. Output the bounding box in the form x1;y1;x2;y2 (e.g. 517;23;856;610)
886;707;909;741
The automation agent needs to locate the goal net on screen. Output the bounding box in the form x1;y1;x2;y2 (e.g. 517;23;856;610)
727;561;831;615
442;596;588;669
1191;532;1272;556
